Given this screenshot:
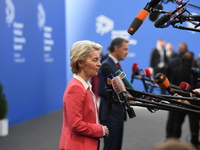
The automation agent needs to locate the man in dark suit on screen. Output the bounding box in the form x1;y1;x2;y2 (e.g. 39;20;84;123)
165;43;178;64
98;37;129;150
150;39;167;94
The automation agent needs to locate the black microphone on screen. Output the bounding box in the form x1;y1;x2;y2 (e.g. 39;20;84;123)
127;0;161;35
154;1;188;28
154;13;171;28
102;66;115;116
149;4;163;22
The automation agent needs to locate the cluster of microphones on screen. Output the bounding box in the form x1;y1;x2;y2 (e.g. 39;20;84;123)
102;63;200;119
127;0;200;35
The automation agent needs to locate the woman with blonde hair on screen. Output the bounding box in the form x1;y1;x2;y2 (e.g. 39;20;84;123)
59;40;109;150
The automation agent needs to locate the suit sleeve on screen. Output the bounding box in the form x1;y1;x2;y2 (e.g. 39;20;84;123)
64;84;103;138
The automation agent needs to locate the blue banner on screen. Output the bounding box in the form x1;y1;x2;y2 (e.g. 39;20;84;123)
0;0;66;125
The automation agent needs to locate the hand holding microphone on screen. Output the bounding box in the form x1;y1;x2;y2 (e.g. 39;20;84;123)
191;89;200;98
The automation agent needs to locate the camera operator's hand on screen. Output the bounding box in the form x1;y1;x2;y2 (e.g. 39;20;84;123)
174;93;191;105
190;88;200;98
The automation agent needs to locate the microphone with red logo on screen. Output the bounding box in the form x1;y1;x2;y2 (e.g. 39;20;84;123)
179;82;200;97
144;68;153;78
112;76;136;118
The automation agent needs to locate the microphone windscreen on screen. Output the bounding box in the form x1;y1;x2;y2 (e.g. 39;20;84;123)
154;73;170;89
112;76;126;94
132;63;138;72
179;82;191;92
144;68;152;77
127;9;149;35
149;0;162;8
149;4;163;22
154;14;171;28
102;66;112;77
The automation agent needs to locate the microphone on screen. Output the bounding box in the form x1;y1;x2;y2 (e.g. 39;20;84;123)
154;13;171;28
154;73;175;95
111;76;136;118
138;69;146;77
115;70;135;89
127;0;161;35
138;69;149;92
144;68;153;77
131;63;138;83
144;68;156;93
149;4;163;22
154;73;188;96
179;82;191;92
102;67;114;87
112;76;126;94
102;66;115;116
179;82;200;97
154;1;188;28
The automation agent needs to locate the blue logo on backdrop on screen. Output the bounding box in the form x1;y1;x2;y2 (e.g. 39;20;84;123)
37;3;54;63
5;0;26;63
95;14;137;58
5;0;15;27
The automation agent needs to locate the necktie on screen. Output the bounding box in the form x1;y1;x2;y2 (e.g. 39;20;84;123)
116;62;122;71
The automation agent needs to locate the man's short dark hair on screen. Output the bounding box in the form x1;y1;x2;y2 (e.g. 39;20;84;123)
108;37;128;52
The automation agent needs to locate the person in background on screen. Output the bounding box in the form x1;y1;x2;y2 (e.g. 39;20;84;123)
166;42;189;83
165;42;199;148
98;37;129;150
165;43;178;67
150;39;167;94
59;40;109;150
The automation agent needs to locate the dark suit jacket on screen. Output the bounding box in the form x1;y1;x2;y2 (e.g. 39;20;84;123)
150;48;167;75
98;56;126;123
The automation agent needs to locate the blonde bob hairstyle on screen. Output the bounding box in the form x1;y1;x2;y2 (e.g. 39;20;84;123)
70;40;102;73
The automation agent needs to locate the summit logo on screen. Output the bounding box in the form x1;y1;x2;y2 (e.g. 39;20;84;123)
95;15;114;36
5;0;15;27
37;3;46;30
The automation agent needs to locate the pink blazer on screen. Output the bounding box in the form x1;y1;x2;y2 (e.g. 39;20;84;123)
59;77;103;150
